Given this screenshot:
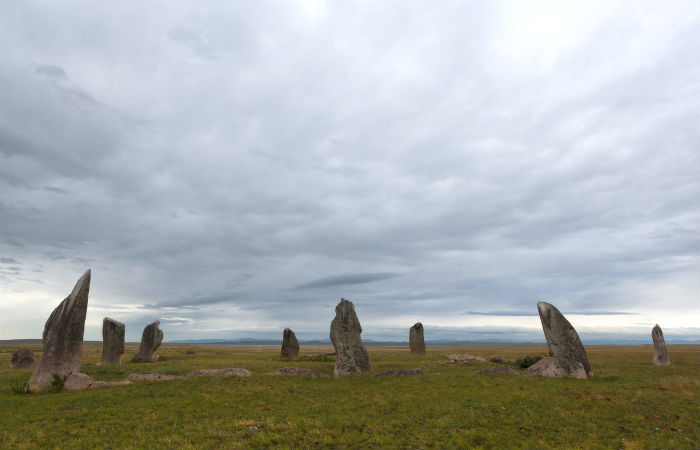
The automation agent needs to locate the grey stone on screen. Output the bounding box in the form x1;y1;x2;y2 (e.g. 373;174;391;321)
652;324;670;366
536;301;593;378
63;373;132;391
10;349;37;369
330;298;371;377
375;368;424;377
101;317;125;365
489;355;507;364
132;321;163;362
447;353;487;362
27;270;91;393
187;368;251;377
126;373;185;381
264;367;329;377
475;366;520;376
522;356;588;379
281;328;299;358
409;322;426;355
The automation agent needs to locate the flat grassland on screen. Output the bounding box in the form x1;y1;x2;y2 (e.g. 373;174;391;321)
1;343;698;449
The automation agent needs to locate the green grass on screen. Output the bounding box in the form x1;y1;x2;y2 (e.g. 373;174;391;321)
1;343;698;449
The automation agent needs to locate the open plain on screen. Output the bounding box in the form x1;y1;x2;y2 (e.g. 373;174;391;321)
1;343;698;449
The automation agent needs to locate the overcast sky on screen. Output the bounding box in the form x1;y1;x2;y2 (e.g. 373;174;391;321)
1;1;698;344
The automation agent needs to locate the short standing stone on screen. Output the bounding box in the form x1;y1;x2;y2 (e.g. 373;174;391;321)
409;322;426;355
652;324;670;366
526;301;592;378
489;355;507;364
101;317;125;364
281;328;300;358
330;298;371;377
27;270;91;393
132;321;163;362
10;349;37;369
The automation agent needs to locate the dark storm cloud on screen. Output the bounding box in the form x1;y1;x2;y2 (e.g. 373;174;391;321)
294;273;401;290
0;1;697;340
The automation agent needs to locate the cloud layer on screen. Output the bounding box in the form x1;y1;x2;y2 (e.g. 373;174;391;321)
0;1;698;343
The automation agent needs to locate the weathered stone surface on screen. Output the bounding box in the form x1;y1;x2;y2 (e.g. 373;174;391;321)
409;322;426;355
187;368;251;377
375;368;424;377
126;373;185;381
27;270;91;393
63;373;132;391
132;321;163;362
522;356;588;379
536;301;593;378
281;328;300;358
101;317;125;365
264;367;329;377
652;324;670;366
330;298;371;377
10;349;37;369
447;353;487;362
489;355;507;364
475;366;520;376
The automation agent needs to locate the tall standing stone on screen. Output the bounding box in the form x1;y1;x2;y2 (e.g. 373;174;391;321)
524;301;593;379
409;322;426;355
132;321;163;362
281;328;299;358
330;298;371;377
101;317;125;364
27;270;91;393
652;324;670;366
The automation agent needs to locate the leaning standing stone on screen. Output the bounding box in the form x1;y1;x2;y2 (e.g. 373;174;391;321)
525;301;592;378
27;270;91;393
101;317;125;364
281;328;300;358
330;298;371;377
409;322;426;355
10;349;37;369
652;324;670;366
132;321;163;362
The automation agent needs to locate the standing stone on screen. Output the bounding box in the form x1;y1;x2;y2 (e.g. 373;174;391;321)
27;270;91;393
10;349;37;369
101;317;125;365
132;321;163;362
330;298;371;377
409;322;426;355
524;301;593;378
281;328;299;358
652;324;670;366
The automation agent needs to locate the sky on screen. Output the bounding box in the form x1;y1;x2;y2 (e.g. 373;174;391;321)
1;1;698;344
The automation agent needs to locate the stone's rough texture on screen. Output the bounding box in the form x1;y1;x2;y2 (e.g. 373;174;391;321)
409;322;426;355
10;349;37;369
489;355;507;364
27;270;91;393
652;324;670;366
447;353;487;362
536;301;593;378
187;368;251;377
101;317;125;365
127;373;185;381
330;298;372;377
63;373;131;391
281;328;300;358
375;368;424;377
265;367;329;377
523;357;588;379
475;366;520;376
132;321;163;362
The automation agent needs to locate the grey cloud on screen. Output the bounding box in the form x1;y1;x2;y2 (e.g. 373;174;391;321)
294;273;401;290
35;64;66;79
0;257;19;264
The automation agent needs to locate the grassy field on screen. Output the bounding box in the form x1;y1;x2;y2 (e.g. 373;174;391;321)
0;343;698;449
